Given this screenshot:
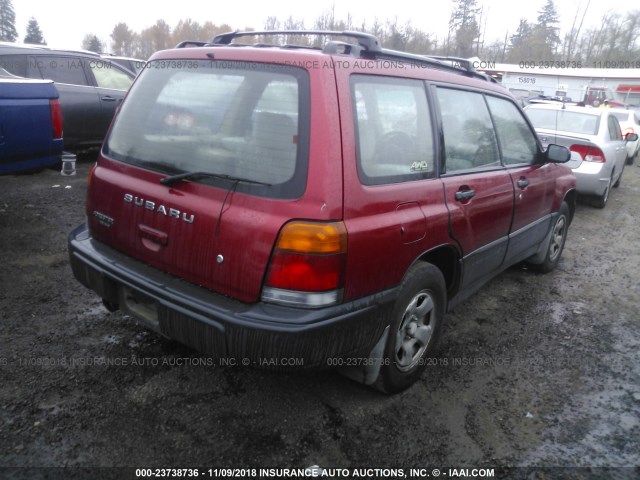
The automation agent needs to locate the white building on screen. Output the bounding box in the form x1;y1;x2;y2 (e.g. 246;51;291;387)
474;61;640;107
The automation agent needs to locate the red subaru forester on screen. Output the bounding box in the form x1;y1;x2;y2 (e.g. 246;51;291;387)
69;31;577;392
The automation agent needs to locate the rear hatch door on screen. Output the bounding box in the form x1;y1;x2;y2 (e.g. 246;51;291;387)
87;57;317;303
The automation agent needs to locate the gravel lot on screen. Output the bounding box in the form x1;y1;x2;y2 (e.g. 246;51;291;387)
1;158;639;480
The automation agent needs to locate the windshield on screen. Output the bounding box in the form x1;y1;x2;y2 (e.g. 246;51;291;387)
526;109;599;136
104;60;310;199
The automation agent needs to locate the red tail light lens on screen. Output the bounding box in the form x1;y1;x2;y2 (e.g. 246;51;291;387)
262;221;347;307
49;99;63;139
570;144;605;163
266;253;345;292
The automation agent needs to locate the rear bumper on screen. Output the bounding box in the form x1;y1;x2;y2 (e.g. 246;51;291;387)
68;223;396;367
572;161;610;196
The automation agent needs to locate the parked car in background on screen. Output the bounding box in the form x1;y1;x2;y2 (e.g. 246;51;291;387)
0;72;63;174
0;43;135;151
525;103;638;208
100;53;145;75
609;108;640;165
70;30;577;393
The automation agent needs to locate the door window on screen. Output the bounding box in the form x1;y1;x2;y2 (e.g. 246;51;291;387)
436;88;500;172
608;116;622;141
90;61;133;90
35;56;89;86
485;96;539;165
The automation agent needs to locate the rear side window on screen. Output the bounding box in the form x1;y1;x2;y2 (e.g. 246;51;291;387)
436;87;500;172
104;60;310;199
35;56;90;86
0;55;27;77
485;96;538;165
351;76;435;185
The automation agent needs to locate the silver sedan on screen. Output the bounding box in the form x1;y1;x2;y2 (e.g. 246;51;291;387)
609;108;640;165
525;103;638;208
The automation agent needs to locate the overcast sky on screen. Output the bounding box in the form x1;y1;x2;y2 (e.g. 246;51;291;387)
13;0;627;54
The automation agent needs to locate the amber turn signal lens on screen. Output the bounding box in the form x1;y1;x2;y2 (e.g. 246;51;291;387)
275;222;347;254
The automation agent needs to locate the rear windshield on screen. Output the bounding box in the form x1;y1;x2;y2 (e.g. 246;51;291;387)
104;60;310;199
526;109;599;135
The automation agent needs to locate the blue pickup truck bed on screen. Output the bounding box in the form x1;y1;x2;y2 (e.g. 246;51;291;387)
0;77;63;174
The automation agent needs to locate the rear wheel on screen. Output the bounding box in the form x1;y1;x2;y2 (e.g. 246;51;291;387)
613;164;624;188
374;263;446;393
528;202;570;273
593;174;612;209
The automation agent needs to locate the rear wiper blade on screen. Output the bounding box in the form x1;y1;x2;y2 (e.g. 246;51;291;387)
160;171;271;187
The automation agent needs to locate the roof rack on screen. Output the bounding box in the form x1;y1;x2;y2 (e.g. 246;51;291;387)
211;30;382;53
175;30;494;82
175;40;210;49
425;56;476;74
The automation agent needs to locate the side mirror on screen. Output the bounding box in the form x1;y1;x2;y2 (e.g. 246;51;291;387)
625;133;639;142
545;144;571;163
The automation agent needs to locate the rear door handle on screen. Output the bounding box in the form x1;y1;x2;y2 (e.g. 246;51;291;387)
517;178;529;189
101;95;117;102
455;189;476;201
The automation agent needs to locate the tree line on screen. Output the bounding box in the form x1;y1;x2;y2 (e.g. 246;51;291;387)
1;0;639;65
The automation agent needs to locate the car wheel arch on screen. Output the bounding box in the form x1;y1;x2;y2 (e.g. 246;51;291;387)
562;189;578;225
411;244;460;300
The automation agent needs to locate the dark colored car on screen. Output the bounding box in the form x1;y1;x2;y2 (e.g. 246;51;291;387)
100;54;146;75
69;31;577;393
0;43;135;150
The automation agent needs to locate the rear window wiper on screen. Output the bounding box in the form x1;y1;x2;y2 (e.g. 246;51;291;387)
160;171;271;187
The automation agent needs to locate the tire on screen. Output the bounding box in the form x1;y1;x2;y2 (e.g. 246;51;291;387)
613;164;624;188
528;202;570;273
373;263;446;393
613;176;621;188
593;174;612;209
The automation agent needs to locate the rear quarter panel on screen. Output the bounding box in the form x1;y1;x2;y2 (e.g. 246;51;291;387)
333;59;455;300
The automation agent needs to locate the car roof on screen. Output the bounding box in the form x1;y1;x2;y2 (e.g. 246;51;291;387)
0;42;101;58
100;53;145;62
163;30;502;88
526;103;604;116
608;108;635;115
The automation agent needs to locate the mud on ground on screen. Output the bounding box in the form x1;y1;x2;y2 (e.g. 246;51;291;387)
0;159;639;479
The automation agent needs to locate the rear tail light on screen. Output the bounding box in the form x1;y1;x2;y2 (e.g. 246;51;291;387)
49;99;63;139
262;221;347;308
570;144;605;163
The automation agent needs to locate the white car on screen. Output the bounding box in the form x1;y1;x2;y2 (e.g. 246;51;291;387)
525;103;638;208
609;108;640;165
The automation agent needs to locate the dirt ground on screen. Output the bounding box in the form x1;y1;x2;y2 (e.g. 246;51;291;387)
1;157;639;480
